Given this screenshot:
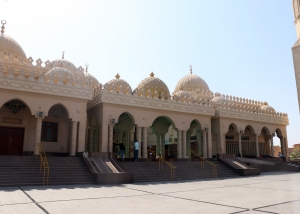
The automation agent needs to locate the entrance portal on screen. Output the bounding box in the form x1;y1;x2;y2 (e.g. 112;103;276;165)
0;127;24;155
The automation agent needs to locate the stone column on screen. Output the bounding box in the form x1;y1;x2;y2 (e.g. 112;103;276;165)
255;134;259;157
186;131;191;159
280;137;285;156
34;118;43;155
161;134;165;157
207;129;212;158
238;133;242;157
270;135;274;157
70;121;78;156
197;131;202;156
182;130;187;158
156;134;160;156
177;130;182;158
125;132;129;158
203;130;207;158
142;127;148;158
136;126;142;158
107;124;114;153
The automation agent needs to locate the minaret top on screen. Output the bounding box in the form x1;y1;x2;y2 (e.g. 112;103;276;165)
1;20;6;35
293;0;300;21
293;0;300;39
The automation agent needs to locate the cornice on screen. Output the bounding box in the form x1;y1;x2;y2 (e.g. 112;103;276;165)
0;76;92;100
92;91;215;116
0;87;88;103
218;109;289;126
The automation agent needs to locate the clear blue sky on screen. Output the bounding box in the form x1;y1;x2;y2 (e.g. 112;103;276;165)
1;0;298;147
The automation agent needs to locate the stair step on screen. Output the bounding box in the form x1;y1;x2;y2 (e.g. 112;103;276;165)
119;160;240;183
0;155;96;187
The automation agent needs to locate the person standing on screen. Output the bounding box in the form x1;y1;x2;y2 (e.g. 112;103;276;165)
134;139;139;161
114;143;125;161
278;152;286;162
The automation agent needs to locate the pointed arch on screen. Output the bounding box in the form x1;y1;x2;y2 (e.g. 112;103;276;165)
245;125;256;135
261;127;271;136
151;116;176;130
0;98;33;115
275;128;283;137
46;103;70;118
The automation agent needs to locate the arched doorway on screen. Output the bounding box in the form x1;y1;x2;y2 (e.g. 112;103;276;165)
275;128;286;157
150;116;176;158
87;114;99;152
187;120;203;158
241;125;256;157
113;112;135;159
42;104;71;153
0;99;33;155
225;123;239;155
258;127;271;157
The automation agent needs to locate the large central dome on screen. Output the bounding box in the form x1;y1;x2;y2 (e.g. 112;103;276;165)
174;66;209;93
0;34;26;59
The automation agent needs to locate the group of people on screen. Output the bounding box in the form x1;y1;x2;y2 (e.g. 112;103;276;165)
114;140;139;161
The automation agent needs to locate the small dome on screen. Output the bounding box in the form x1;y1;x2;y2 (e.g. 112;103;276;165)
0;34;26;59
172;90;193;103
174;66;209;93
104;73;132;94
49;59;77;73
135;72;170;99
260;102;275;112
46;67;74;84
211;92;227;107
84;72;99;88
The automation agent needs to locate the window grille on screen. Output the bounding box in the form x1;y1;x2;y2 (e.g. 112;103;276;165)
226;141;239;155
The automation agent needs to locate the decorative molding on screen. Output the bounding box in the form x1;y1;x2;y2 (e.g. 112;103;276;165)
0;88;88;104
218;109;289;125
0;73;93;100
2;118;22;124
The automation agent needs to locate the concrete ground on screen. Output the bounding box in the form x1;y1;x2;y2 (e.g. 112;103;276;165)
0;172;299;214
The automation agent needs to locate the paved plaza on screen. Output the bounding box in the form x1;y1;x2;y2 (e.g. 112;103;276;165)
0;172;300;214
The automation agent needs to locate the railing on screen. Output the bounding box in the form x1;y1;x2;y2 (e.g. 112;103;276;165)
189;150;218;178
158;155;176;181
37;143;50;186
147;149;176;181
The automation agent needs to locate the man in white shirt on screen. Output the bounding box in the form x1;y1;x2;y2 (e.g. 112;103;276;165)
134;139;139;161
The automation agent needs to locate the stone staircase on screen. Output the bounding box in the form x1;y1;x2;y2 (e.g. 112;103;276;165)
0;155;96;187
119;160;240;183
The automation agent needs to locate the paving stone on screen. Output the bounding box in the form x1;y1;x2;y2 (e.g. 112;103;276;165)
0;172;299;214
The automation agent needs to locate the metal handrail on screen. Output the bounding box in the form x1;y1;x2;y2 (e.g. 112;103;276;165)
147;149;176;181
38;143;50;186
189;150;218;178
158;155;176;181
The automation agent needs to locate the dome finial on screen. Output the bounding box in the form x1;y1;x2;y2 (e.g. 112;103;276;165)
85;63;89;73
189;64;192;74
263;101;268;105
115;73;120;79
150;72;155;77
1;20;7;35
62;51;65;59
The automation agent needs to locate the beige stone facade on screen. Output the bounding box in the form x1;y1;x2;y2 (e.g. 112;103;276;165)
0;21;289;159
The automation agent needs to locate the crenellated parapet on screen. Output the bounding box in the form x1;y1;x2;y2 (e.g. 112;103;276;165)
0;56;96;100
211;92;288;123
87;84;289;125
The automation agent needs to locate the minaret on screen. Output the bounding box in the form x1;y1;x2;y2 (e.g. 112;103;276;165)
292;0;300;112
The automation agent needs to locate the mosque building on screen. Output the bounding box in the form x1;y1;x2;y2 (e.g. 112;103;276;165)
0;20;289;162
